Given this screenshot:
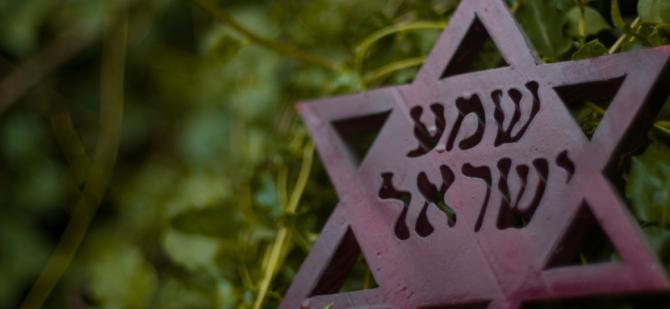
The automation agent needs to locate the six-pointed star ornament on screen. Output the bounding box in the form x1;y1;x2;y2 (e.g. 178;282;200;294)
280;0;670;308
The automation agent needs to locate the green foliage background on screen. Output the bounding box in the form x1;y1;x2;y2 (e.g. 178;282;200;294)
0;0;669;308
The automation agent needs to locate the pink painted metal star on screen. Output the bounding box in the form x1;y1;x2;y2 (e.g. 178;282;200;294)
281;0;670;308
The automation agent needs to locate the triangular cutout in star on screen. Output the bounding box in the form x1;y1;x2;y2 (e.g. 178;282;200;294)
553;76;626;140
331;110;392;167
544;201;620;269
440;16;509;79
309;227;379;296
338;253;379;293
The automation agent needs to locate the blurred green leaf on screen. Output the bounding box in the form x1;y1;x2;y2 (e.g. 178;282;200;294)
255;174;280;216
162;229;221;272
0;112;49;164
554;0;576;12
644;226;670;272
171;206;242;238
178;109;230;169
638;0;670;24
0;0;57;55
566;6;611;37
16;160;71;213
153;275;220;309
659;96;670;120
569;103;602;138
515;0;572;59
610;0;625;29
86;238;158;308
648;26;669;46
572;39;608;60
626;143;670;226
620;39;647;52
0;213;49;308
203;31;244;66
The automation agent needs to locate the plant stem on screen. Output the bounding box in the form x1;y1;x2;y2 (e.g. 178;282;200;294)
354;21;446;71
253;143;315;309
608;17;641;54
585;101;606;115
655;123;670;137
578;3;587;39
192;0;341;71
287;144;314;213
364;56;426;84
0;25;95;115
355;21;447;56
585;102;670;137
19;14;128;309
0;56;93;181
50;111;91;185
600;16;670;138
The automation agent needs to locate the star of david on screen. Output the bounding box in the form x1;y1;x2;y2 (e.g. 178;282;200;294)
281;0;670;308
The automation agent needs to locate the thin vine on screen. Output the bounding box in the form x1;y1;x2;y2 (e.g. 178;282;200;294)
192;0;341;72
19;13;128;309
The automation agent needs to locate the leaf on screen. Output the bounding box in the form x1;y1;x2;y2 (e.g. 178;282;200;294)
203;31;244;66
153;276;212;309
554;0;575;12
611;0;625;29
660;96;670;120
649;26;668;46
16;160;70;213
566;6;611;37
515;0;572;59
171;206;242;238
619;23;669;49
620;39;646;52
0;213;50;308
0;112;49;164
569;102;602;137
0;0;59;55
255;174;281;217
625;143;670;226
86;233;158;308
638;0;670;24
643;226;670;272
572;39;608;60
162;228;221;272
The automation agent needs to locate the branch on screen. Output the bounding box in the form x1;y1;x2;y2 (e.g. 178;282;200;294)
354;21;446;70
50;110;92;185
192;0;341;71
585;102;670;137
608;17;641;54
0;55;92;184
364;56;426;84
0;26;95;115
253;142;315;309
19;13;128;309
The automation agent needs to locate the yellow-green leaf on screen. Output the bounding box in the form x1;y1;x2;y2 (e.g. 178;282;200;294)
626;143;670;226
572;39;608;60
638;0;670;24
566;6;611;37
515;0;572;59
611;0;625;29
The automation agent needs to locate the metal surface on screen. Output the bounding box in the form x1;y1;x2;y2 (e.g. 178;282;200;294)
281;0;670;308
